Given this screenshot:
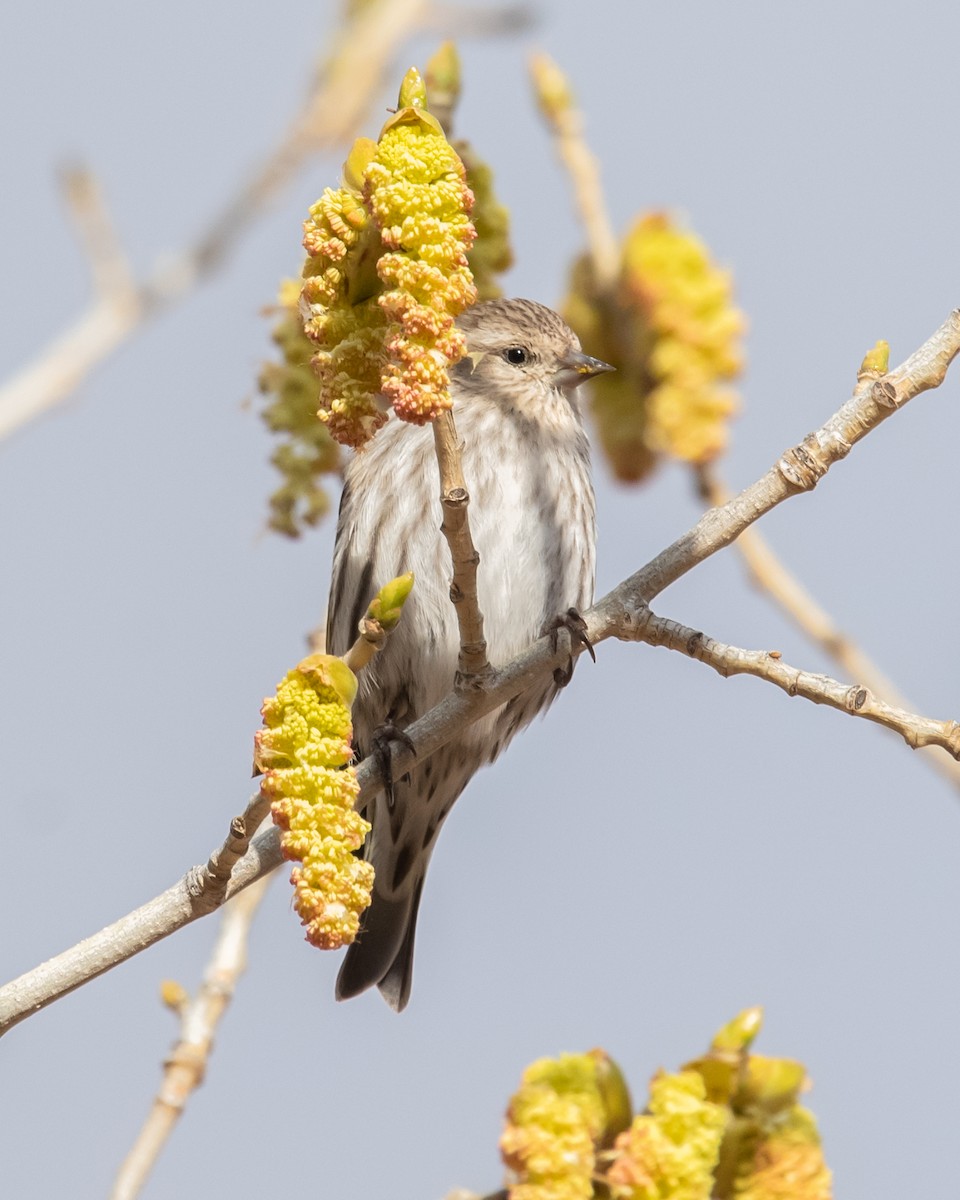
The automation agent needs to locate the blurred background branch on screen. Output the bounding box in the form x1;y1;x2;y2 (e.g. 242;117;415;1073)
0;0;531;444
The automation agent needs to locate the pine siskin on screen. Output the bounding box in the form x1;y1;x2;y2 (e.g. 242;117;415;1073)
327;298;611;1009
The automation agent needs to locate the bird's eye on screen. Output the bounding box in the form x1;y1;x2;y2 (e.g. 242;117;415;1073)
503;346;529;366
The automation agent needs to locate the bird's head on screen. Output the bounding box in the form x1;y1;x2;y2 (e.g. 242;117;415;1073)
451;298;613;420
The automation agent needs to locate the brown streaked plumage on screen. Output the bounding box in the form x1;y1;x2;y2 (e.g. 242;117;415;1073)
326;298;610;1009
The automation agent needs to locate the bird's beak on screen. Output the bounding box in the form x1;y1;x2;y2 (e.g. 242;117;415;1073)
553;350;616;390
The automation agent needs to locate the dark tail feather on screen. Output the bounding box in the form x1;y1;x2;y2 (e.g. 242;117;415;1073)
335;876;426;1012
375;875;425;1012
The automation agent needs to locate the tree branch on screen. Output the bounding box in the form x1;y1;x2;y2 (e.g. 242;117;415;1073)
696;462;960;792
433;410;491;682
0;793;272;1035
1;310;957;1034
633;606;960;757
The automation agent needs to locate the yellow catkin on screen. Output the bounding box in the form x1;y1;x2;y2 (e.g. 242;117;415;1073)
294;67;477;447
365;68;477;424
425;42;512;301
686;1010;833;1200
606;1071;727;1200
495;1016;832;1200
501;1054;607;1200
732;1109;832;1200
300;155;390;448
257;654;372;949
565;213;745;484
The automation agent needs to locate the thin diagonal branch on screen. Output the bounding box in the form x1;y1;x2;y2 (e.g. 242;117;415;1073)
110;876;271;1200
696;462;960;793
1;311;957;1035
633;607;960;757
0;792;271;1035
433;410;490;682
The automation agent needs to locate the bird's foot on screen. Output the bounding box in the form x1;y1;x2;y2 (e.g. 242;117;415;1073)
370;723;417;810
544;607;596;688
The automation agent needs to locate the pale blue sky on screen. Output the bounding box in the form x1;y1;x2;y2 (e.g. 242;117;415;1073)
2;2;959;1197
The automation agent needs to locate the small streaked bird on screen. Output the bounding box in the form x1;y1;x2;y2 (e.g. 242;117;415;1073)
327;297;611;1009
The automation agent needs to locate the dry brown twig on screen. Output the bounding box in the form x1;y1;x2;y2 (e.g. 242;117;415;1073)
110;875;272;1200
0;0;529;443
433;410;490;682
2;309;957;1036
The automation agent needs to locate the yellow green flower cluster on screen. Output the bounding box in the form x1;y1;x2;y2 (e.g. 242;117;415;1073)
565;213;745;484
365;70;477;425
498;1011;831;1200
606;1072;726;1200
678;1009;831;1199
256;654;373;949
730;1109;831;1200
259;279;341;536
300;139;389;448
500;1053;611;1200
298;67;477;447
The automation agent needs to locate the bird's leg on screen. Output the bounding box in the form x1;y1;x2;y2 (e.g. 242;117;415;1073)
544;607;596;688
370;723;417;810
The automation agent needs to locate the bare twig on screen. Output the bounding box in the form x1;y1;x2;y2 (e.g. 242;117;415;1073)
634;607;960;758
201;793;272;914
59;165;137;305
696;462;903;694
110;876;271;1200
343;599;408;674
433;410;490;682
1;0;497;443
2;311;957;1034
343;614;390;674
530;53;619;288
696;463;960;792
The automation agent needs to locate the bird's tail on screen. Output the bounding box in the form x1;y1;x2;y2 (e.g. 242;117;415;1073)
335;874;426;1011
335;751;474;1011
